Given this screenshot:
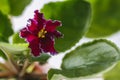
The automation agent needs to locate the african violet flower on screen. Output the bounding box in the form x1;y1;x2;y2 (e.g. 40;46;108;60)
20;10;62;56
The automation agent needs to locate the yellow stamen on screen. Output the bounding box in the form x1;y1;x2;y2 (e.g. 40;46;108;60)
41;35;45;38
38;28;47;38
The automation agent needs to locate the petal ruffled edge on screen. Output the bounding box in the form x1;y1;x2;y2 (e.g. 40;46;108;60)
20;27;30;38
53;30;63;38
45;20;62;32
40;37;57;55
27;19;39;35
34;10;46;30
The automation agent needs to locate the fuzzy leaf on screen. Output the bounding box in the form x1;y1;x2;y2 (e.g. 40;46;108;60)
0;0;10;14
0;42;28;59
0;42;28;54
61;39;120;76
48;39;120;79
0;11;13;42
41;0;91;52
48;69;61;80
8;0;32;16
86;0;120;38
12;33;26;43
31;53;51;64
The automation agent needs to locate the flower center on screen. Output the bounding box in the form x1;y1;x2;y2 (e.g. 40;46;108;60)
38;28;47;38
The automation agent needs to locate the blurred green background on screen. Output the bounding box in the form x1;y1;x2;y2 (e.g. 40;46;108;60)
0;0;120;80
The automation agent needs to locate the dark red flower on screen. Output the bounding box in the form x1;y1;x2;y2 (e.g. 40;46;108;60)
20;10;62;57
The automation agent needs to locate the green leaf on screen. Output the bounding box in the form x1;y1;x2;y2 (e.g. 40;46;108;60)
41;0;91;52
0;50;7;60
61;39;120;77
86;0;120;38
49;72;89;80
31;53;51;64
0;11;13;42
104;61;120;80
48;39;120;79
8;0;32;16
0;0;10;14
12;33;26;43
48;68;86;80
48;69;62;80
0;42;28;54
0;42;29;59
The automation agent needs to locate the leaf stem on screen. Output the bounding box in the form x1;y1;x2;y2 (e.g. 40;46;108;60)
19;59;29;77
